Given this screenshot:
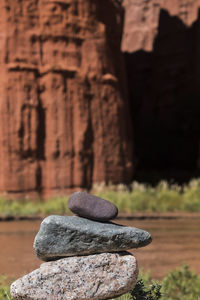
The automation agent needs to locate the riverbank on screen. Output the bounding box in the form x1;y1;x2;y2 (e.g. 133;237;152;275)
1;179;200;220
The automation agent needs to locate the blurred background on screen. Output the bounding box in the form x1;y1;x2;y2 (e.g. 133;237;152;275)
1;1;200;299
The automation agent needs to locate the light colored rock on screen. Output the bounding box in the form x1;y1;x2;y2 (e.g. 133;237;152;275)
34;215;152;261
10;252;138;300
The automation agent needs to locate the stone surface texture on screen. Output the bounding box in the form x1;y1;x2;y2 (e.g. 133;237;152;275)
34;215;152;261
0;0;133;199
10;252;138;300
122;0;200;172
68;191;118;221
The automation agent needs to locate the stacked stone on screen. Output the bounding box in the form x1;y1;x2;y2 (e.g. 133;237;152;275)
10;192;152;300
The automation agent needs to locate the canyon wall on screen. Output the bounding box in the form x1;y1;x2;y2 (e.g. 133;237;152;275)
122;0;200;180
0;0;133;198
1;0;200;198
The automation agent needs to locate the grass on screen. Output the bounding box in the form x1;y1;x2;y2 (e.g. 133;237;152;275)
0;197;70;218
2;265;200;300
0;276;12;300
92;179;200;212
1;179;200;217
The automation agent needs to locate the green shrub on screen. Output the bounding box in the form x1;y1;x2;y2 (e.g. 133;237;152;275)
1;179;200;217
110;264;200;300
0;276;12;300
110;280;162;300
182;179;200;211
92;180;200;213
0;196;70;218
130;280;162;300
37;197;70;215
160;264;200;300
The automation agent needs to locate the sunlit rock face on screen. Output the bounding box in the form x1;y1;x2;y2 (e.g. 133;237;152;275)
0;0;134;199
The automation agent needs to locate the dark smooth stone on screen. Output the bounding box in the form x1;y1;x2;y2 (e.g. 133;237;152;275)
68;191;118;221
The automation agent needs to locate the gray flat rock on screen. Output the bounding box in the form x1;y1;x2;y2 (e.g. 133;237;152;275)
34;215;152;261
10;252;138;300
68;191;118;221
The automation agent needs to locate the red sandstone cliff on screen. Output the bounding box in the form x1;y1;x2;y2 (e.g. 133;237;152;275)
1;0;199;198
0;0;133;198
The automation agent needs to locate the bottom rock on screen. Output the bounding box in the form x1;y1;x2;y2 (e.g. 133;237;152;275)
10;252;138;300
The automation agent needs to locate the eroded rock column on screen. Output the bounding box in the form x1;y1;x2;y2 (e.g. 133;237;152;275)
0;0;134;198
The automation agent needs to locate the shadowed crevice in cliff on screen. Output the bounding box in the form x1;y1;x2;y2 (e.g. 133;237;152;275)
95;0;128;99
35;83;46;194
82;114;94;189
95;0;134;184
124;8;200;184
36;98;46;161
80;77;94;189
36;164;42;193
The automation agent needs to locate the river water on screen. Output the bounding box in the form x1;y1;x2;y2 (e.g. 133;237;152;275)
1;218;200;280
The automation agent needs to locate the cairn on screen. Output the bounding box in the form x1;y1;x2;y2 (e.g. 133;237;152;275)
10;192;152;300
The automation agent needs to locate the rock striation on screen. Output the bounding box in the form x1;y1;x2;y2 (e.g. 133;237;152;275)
11;192;152;299
0;0;133;199
10;252;138;300
68;191;118;221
